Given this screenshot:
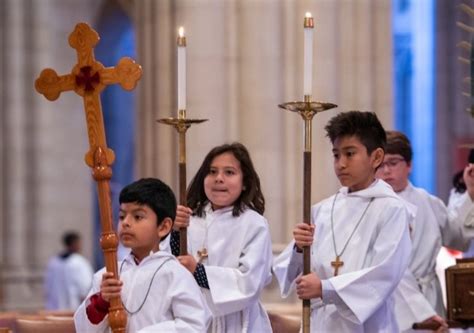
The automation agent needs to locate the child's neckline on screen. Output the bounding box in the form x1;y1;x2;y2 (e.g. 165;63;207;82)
206;203;234;214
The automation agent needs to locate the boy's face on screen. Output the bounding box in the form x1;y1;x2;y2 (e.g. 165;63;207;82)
375;153;411;192
332;135;384;192
118;202;171;258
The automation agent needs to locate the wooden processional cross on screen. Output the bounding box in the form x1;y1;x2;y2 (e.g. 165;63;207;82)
35;23;142;333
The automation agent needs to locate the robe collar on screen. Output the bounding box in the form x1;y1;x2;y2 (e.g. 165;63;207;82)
339;179;417;218
122;250;174;266
398;181;415;196
204;203;234;216
338;179;398;199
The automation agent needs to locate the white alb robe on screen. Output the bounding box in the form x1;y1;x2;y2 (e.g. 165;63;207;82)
448;189;474;254
187;205;273;333
392;269;437;332
74;251;209;333
393;182;473;331
273;179;412;333
44;252;93;310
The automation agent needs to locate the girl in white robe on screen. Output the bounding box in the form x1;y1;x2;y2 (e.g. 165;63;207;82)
172;142;273;333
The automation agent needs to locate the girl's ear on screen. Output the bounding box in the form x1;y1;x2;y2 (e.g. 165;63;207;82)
372;147;384;169
157;217;173;240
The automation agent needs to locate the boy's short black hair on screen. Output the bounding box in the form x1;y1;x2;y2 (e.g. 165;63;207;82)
325;111;386;154
119;178;177;225
385;130;412;163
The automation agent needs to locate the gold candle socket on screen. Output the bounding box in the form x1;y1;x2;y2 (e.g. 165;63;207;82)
304;17;314;28
177;36;186;47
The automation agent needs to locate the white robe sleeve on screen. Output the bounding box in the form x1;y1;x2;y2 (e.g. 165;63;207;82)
429;193;473;250
446;191;474;239
73;269;109;333
203;221;272;317
393;269;436;331
325;204;412;325
272;241;302;297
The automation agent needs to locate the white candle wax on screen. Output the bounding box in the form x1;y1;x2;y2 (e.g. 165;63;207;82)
177;27;186;111
303;12;314;96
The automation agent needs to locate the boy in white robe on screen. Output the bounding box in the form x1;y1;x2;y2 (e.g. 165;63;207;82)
449;149;474;257
74;178;209;333
376;131;474;331
171;143;273;333
273;111;413;332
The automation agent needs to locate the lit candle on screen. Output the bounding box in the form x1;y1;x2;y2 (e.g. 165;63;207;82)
303;12;314;97
177;27;186;111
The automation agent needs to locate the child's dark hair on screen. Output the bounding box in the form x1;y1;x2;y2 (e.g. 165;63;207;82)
453;149;474;193
385;130;412;163
187;142;265;217
325;111;387;154
62;231;80;247
119;178;177;224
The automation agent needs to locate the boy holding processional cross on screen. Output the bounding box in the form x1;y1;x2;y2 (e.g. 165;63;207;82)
74;178;209;333
273;111;413;332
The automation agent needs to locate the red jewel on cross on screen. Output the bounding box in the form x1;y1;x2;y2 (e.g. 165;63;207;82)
75;66;100;92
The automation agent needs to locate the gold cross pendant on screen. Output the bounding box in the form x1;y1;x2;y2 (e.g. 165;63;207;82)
331;256;344;276
197;248;208;263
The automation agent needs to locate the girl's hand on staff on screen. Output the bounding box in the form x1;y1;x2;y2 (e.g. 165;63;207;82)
293;223;315;251
174;205;192;231
100;272;122;302
177;255;197;273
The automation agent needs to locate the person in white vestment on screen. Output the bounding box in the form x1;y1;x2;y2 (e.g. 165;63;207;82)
273;111;412;333
376;131;474;332
44;231;93;311
74;178;209;333
171;142;273;333
449;149;474;257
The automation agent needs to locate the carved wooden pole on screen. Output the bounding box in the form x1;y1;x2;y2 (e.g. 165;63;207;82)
35;23;142;333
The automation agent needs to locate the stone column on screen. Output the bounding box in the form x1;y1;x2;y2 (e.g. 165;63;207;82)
0;0;101;311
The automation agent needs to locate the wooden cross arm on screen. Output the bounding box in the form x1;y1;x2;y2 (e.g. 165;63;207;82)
101;58;142;91
35;69;76;101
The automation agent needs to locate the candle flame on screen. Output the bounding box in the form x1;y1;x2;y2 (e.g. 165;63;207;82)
305;12;312;18
178;26;184;37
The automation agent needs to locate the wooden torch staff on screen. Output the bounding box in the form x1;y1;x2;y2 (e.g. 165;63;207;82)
158;29;207;255
35;23;142;333
279;97;336;332
158;111;207;255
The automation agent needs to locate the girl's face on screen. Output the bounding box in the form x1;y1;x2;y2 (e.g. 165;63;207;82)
204;152;244;210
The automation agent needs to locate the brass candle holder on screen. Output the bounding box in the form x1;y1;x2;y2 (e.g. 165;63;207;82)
279;94;337;333
157;110;207;255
